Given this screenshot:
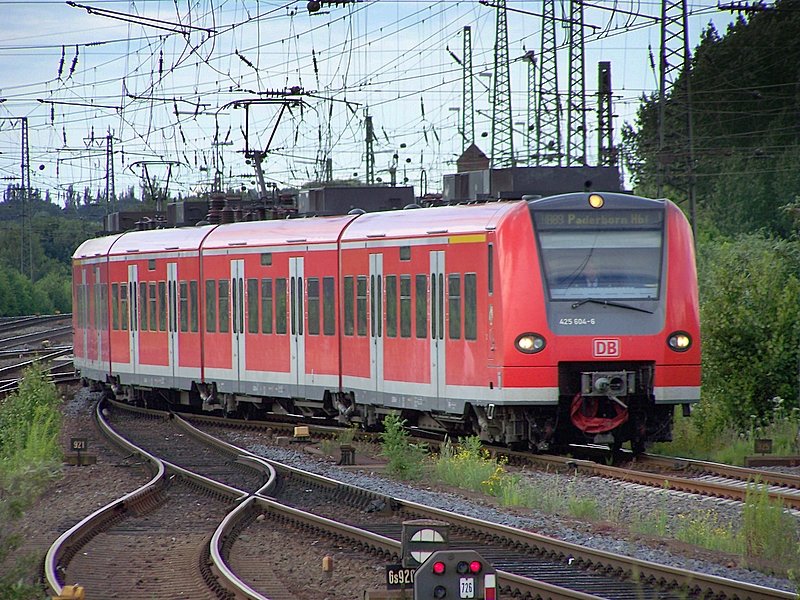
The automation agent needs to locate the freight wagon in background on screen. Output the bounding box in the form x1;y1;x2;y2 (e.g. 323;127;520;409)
73;191;700;453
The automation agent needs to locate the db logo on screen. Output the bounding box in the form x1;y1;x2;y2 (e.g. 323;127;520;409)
593;338;620;357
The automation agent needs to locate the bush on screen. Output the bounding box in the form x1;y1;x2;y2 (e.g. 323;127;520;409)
696;233;800;433
0;364;62;598
379;414;427;480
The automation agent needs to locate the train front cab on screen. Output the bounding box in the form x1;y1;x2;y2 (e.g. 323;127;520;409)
491;193;700;452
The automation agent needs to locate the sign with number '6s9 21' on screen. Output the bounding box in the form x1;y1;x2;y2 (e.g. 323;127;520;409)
386;564;415;589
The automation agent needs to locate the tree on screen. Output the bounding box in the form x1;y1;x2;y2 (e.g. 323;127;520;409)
697;234;800;432
623;1;800;237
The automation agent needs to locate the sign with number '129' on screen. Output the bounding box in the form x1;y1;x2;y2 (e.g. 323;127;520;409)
593;338;620;357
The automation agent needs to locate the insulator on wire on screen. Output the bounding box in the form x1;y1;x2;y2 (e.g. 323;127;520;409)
58;46;65;79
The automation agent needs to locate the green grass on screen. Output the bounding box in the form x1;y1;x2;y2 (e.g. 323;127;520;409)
0;364;63;599
650;402;800;465
428;435;800;580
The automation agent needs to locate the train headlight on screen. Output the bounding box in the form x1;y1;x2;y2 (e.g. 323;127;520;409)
588;193;605;208
515;333;546;354
667;331;692;352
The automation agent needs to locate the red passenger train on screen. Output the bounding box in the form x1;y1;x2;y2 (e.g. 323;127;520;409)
73;192;700;452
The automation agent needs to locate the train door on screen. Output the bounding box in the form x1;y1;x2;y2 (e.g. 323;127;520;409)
94;266;103;369
369;253;384;396
430;251;446;398
231;259;245;392
167;262;179;381
128;264;139;376
79;268;89;363
289;257;306;397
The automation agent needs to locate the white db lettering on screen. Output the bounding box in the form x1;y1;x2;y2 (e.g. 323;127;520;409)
593;339;620;357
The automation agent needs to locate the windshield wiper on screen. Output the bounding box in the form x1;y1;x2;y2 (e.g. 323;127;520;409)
571;298;654;314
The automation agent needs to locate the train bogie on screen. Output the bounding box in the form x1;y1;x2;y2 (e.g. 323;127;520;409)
73;192;700;453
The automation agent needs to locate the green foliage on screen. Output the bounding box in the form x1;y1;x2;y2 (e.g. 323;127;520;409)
433;437;499;491
624;0;800;237
0;364;63;497
379;414;427;480
695;233;800;433
0;365;62;599
674;510;743;555
742;484;800;565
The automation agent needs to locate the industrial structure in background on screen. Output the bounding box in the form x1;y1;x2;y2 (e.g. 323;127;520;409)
82;0;685;235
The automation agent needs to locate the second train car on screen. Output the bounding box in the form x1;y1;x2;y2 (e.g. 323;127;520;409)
73;192;701;452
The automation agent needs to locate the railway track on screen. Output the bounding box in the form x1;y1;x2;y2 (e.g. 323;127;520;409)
0;314;72;351
499;449;800;511
52;400;789;600
149;408;800;514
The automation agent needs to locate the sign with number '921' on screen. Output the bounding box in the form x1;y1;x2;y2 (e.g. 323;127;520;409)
71;437;88;452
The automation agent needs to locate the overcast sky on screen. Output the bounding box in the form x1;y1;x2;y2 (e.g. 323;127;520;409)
0;0;736;202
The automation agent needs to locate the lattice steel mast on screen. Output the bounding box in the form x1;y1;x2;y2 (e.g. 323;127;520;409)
566;0;587;166
462;25;475;154
491;0;514;167
658;0;696;235
523;50;537;166
597;61;615;166
536;0;561;165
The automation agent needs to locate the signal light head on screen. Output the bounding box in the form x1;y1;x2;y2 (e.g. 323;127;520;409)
458;559;482;574
432;561;446;575
433;585;447;599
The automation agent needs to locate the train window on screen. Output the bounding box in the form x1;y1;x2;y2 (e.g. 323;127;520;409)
448;274;461;340
98;284;104;329
120;284;128;331
415;274;427;338
465;273;477;340
261;253;272;266
488;244;494;295
138;282;147;331
112;283;119;330
323;277;335;336
290;277;304;336
205;280;217;333
343;275;354;336
357;276;367;336
148;259;156;271
218;279;230;333
148;283;157;331
190;281;198;333
535;212;663;301
275;278;287;334
385;275;397;338
400;275;411;338
400;246;411;261
158;281;167;332
247;279;259;334
307;278;320;336
180;281;189;332
261;278;273;334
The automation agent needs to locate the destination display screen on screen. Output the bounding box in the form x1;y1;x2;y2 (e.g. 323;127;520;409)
533;209;663;230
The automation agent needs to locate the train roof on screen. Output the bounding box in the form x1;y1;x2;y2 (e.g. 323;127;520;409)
106;224;217;255
201;214;357;249
73;232;125;260
340;201;523;241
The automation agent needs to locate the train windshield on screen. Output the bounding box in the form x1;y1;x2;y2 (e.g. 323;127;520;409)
533;209;664;301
